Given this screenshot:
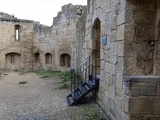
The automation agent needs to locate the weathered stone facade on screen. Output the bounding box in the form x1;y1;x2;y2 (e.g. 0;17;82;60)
0;12;35;70
123;0;160;119
80;0;126;119
0;4;86;71
77;0;160;119
0;0;160;120
51;4;86;71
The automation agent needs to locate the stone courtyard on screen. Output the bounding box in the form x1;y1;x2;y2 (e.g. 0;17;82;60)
0;0;160;119
0;71;108;120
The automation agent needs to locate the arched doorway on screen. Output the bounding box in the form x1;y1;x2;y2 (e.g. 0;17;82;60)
5;52;21;70
45;53;52;64
92;18;101;75
60;53;71;68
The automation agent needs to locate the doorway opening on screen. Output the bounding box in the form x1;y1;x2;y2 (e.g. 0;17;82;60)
5;52;21;70
92;18;101;76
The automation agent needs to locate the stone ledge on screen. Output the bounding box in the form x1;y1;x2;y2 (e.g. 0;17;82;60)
123;75;160;97
124;75;160;83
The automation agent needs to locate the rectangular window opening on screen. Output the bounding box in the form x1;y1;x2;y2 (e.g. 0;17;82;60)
16;29;19;40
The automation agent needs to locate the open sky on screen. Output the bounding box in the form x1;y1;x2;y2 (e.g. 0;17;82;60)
0;0;87;26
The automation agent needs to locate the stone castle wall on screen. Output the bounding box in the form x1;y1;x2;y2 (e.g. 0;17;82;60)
0;4;86;71
33;4;86;71
81;0;126;119
79;0;160;119
33;24;53;70
51;4;86;71
0;13;35;70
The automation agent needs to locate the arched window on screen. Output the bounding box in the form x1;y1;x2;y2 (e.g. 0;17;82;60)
45;53;52;64
15;25;20;40
60;53;71;68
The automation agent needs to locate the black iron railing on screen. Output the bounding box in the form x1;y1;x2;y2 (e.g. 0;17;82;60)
70;52;100;97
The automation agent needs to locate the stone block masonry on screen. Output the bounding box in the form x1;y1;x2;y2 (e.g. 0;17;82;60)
80;0;160;120
1;0;160;120
0;4;86;71
0;13;35;71
124;76;160;119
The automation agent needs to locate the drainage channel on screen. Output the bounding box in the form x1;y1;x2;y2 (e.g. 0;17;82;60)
18;116;44;120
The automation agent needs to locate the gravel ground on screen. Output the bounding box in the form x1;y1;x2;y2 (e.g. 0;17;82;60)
0;71;109;120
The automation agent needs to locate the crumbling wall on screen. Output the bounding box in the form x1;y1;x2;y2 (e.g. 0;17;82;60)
0;4;86;71
34;24;53;70
52;3;86;71
76;7;87;65
0;12;15;19
0;14;35;70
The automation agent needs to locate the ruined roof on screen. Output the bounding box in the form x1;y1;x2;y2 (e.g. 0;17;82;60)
53;3;86;26
0;12;35;23
0;12;16;19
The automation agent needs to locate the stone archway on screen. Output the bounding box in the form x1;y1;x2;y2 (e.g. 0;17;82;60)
60;53;71;68
5;52;21;70
92;18;101;75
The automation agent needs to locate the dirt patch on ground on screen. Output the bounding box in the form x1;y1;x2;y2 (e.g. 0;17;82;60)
0;71;109;120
